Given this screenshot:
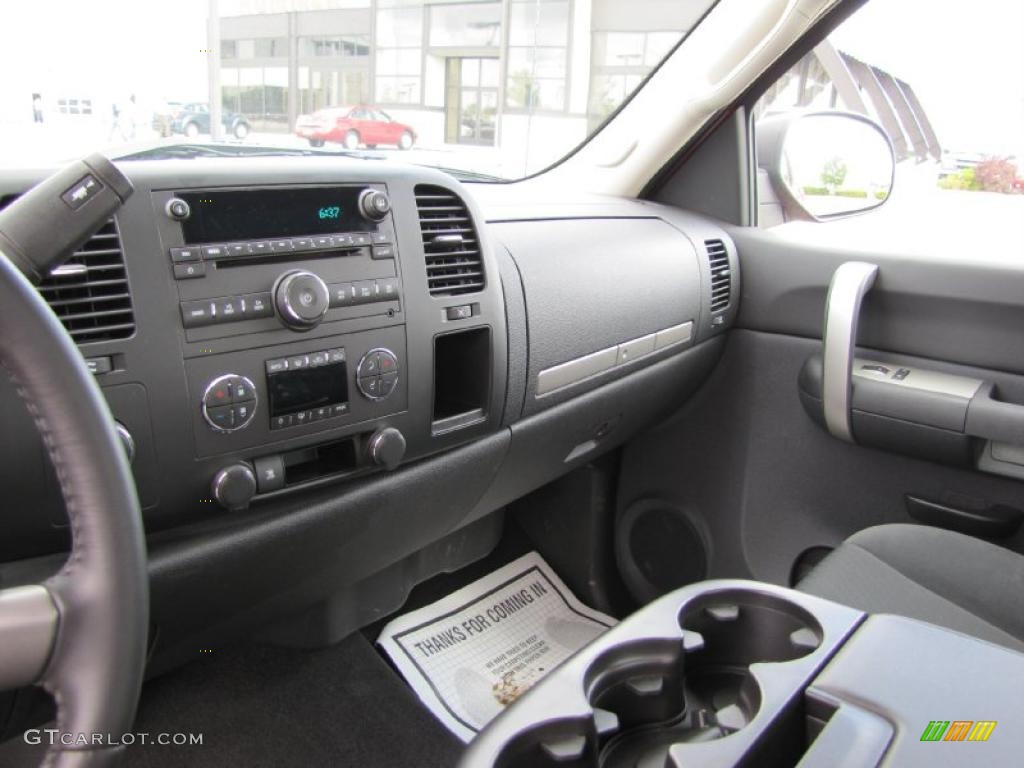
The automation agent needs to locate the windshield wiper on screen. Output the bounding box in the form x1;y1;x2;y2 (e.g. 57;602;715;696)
116;143;364;161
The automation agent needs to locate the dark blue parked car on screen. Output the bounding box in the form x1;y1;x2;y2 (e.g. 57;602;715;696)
170;102;250;139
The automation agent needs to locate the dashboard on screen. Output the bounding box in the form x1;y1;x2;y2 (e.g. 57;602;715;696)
0;156;738;671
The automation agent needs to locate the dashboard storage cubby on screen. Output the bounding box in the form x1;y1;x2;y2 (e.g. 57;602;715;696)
433;327;491;433
463;582;862;768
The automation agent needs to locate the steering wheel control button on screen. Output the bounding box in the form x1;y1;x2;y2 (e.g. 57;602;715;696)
165;197;192;220
212;463;257;511
173;261;205;279
203;374;257;432
274;269;330;330
358;189;391;221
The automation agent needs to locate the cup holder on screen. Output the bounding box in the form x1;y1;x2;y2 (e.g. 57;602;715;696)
591;589;823;767
484;586;844;768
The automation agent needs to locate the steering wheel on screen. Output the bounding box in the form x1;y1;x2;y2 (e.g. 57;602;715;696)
0;156;148;767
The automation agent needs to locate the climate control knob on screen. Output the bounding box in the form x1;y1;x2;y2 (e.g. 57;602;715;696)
358;188;391;221
202;374;257;432
212;463;257;511
274;269;330;330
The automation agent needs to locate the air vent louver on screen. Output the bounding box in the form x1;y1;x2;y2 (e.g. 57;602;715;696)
414;185;484;296
705;239;731;313
36;219;136;343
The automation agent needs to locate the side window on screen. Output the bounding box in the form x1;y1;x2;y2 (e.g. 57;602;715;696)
752;0;1023;254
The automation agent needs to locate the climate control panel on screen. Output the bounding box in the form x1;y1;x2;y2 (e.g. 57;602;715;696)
185;325;407;458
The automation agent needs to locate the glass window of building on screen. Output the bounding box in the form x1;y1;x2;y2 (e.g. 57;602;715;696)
300;36;371;58
375;3;424;104
429;2;502;48
506;0;569;111
236;39;256;59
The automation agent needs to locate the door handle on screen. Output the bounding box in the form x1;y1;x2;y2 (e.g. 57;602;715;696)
822;262;878;442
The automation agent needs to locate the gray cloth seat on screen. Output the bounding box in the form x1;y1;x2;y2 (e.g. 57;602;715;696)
797;523;1024;653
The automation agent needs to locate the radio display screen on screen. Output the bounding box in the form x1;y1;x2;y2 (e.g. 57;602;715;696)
179;187;371;242
267;361;348;416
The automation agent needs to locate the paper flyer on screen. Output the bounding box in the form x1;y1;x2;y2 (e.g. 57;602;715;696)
377;551;616;742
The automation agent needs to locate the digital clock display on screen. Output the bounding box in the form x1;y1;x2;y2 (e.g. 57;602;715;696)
179;187;373;242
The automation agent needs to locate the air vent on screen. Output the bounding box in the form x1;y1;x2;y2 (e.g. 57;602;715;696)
36;219;136;343
705;239;731;313
414;185;484;296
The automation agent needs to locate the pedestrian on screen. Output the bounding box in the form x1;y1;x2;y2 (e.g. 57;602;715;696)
32;93;43;123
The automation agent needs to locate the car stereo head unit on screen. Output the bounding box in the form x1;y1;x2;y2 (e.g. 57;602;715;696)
178;186;386;243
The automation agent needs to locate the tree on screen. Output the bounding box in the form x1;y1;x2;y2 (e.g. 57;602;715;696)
820;156;848;191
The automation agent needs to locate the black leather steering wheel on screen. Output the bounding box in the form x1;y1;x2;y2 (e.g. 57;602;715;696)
0;161;148;767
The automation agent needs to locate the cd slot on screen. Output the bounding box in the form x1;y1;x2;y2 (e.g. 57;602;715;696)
214;247;365;269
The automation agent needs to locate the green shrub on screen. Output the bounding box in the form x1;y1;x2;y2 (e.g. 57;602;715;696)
874;190;888;200
821;157;848;189
835;189;868;198
802;186;830;196
938;167;981;191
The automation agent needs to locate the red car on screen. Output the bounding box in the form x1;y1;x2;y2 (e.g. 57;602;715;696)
295;106;416;150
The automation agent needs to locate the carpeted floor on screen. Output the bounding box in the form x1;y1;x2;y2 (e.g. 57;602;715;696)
0;633;463;768
124;633;463;768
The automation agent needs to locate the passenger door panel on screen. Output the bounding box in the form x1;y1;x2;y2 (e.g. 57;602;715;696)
617;226;1024;589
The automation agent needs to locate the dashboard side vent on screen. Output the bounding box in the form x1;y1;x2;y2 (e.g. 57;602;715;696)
705;238;731;313
414;185;484;296
36;219;136;343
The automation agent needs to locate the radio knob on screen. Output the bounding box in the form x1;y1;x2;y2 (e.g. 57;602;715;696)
165;197;191;221
212;463;257;511
367;427;406;471
358;189;391;221
274;269;330;330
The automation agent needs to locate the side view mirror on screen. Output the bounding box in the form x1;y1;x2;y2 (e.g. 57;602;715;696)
757;111;895;222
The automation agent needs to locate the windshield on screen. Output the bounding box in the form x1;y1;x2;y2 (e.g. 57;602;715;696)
1;0;716;180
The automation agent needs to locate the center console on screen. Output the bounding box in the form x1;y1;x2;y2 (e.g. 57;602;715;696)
461;581;1024;767
138;167;507;517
